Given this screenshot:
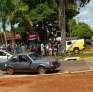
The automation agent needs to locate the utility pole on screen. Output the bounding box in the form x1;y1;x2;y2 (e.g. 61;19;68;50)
59;0;66;53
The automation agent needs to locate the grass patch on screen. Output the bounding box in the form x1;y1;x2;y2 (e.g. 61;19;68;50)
76;52;93;58
57;51;93;60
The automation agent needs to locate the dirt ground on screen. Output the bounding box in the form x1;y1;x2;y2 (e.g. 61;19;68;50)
0;73;93;92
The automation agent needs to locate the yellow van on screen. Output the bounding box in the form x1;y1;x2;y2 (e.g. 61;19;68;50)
66;39;85;53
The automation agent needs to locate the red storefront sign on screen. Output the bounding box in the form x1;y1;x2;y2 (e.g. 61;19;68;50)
27;34;39;40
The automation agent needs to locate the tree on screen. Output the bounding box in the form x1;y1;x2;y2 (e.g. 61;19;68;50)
68;19;93;38
73;23;93;38
0;0;29;33
0;0;91;39
68;19;77;37
0;0;29;54
6;0;29;28
58;0;90;52
22;0;57;24
0;0;29;41
19;0;91;37
0;0;9;45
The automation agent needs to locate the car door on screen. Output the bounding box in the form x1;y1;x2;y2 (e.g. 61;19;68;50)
16;55;31;72
0;51;8;62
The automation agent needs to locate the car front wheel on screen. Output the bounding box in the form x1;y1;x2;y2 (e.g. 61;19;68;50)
6;68;14;75
38;67;46;74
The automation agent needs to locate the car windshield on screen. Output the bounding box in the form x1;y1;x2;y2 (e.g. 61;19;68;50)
6;56;16;62
29;53;41;60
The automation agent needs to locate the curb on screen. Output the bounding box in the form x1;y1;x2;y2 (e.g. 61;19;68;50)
59;57;93;62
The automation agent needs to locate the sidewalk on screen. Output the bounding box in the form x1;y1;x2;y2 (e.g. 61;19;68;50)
58;56;93;73
59;56;93;62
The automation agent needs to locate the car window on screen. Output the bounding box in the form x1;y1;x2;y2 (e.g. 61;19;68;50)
67;41;72;45
11;57;18;62
0;51;6;56
18;55;28;62
29;53;41;60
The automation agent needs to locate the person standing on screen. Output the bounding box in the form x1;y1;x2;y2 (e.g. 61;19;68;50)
41;43;45;56
53;42;58;56
21;44;26;53
48;42;53;56
45;43;49;56
16;44;22;54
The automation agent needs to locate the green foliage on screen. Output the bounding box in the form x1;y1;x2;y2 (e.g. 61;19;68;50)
0;0;91;34
6;0;29;23
14;27;26;34
29;2;55;23
68;19;93;38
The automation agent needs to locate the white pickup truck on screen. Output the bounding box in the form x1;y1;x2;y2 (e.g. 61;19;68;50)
0;50;12;62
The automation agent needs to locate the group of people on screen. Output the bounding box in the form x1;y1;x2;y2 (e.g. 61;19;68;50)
0;41;63;56
0;43;27;54
40;41;62;56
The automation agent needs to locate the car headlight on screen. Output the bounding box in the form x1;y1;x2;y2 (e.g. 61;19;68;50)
5;64;7;67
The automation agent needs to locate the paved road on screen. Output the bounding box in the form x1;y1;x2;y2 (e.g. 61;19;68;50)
61;60;93;72
1;60;93;76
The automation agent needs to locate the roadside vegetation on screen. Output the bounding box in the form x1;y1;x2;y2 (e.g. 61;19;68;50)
0;0;90;37
68;19;93;38
77;52;93;58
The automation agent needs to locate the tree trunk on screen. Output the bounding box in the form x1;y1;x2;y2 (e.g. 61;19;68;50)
2;18;7;47
58;0;66;53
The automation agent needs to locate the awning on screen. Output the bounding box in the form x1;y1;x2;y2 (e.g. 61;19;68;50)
27;34;39;40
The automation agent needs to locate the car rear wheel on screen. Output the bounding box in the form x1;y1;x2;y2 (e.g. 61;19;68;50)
38;67;46;74
73;48;79;54
6;68;14;75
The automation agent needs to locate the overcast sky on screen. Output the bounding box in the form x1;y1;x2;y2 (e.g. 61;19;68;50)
76;0;93;29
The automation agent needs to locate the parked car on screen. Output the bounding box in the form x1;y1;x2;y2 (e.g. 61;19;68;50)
85;39;92;45
0;50;12;63
0;52;60;75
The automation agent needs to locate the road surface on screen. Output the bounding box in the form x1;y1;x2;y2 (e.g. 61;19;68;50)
1;72;93;92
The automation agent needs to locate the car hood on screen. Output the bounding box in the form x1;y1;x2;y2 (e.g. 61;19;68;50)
35;57;57;63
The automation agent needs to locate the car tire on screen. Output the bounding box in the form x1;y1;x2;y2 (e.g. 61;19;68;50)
6;68;14;75
38;67;46;74
73;48;79;54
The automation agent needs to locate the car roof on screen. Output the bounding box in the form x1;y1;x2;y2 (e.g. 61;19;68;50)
8;52;36;58
0;50;6;52
0;50;12;55
16;52;35;56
